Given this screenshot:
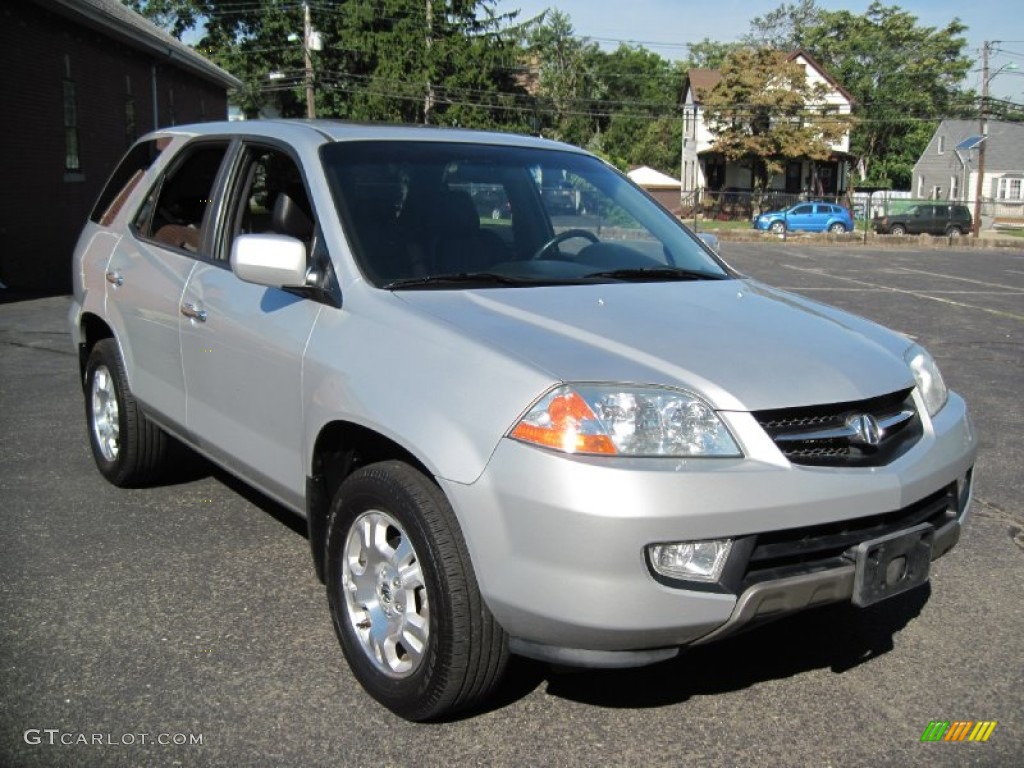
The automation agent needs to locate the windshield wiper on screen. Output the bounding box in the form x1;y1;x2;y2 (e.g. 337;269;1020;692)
385;272;551;290
582;267;728;282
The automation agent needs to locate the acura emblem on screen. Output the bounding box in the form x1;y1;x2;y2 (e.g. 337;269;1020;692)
846;413;882;446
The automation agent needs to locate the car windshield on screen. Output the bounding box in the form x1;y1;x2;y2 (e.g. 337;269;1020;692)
320;141;730;289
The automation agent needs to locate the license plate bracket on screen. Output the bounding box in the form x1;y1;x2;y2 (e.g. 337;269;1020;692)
851;523;934;607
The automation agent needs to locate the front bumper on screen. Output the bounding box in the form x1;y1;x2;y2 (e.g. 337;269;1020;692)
442;393;976;665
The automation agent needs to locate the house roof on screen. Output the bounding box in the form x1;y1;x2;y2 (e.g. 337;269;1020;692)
685;49;854;105
685;69;723;102
936;119;1024;170
627;166;681;188
786;49;855;104
31;0;242;90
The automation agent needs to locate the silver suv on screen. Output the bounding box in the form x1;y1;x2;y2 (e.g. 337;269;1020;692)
70;121;976;721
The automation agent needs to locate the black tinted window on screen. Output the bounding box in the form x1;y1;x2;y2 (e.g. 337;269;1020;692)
321;141;730;288
133;142;229;254
229;145;314;254
89;139;163;226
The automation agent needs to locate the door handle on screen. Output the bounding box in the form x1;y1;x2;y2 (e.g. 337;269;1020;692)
181;302;207;322
105;271;124;286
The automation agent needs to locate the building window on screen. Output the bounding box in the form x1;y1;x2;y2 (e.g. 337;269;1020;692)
917;176;924;198
125;98;136;145
950;175;959;200
931;185;942;200
937;135;945;154
63;78;80;172
168;86;176;126
125;76;136;146
998;177;1023;201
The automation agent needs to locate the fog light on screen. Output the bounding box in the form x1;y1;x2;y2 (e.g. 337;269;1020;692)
648;539;733;583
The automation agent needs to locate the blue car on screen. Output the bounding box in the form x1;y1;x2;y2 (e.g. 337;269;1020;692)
754;202;854;234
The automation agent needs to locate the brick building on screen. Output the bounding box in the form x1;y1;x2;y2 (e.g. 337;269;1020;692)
0;0;241;292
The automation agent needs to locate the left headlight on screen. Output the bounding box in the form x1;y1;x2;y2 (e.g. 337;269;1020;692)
905;343;948;417
509;384;742;457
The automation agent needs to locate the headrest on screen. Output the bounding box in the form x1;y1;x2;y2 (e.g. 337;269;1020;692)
432;190;479;236
272;191;314;242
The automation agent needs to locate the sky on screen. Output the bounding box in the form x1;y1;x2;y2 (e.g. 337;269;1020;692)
494;0;1024;101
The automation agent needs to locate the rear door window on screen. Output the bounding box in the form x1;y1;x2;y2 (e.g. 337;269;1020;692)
132;142;230;256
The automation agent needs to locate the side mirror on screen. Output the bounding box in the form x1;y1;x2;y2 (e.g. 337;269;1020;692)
231;234;307;288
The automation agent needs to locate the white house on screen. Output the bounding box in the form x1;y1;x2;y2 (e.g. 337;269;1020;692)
680;50;855;200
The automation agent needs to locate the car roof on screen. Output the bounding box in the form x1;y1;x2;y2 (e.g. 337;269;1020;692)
142;119;587;154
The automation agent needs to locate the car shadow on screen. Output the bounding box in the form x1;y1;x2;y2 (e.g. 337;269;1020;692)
211;465;310;539
536;586;931;710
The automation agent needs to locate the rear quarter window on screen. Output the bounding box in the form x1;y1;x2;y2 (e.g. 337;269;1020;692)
89;140;164;226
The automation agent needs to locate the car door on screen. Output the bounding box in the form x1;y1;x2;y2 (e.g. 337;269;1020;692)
907;205;930;235
931;205;950;234
106;139;232;430
788;204;816;231
179;142;322;510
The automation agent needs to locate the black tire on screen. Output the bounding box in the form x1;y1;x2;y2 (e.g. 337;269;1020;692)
889;224;907;236
84;339;168;487
946;226;963;237
769;220;786;234
325;461;508;721
828;222;847;234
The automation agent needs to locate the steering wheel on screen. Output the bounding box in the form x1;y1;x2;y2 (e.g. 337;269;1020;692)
530;228;600;260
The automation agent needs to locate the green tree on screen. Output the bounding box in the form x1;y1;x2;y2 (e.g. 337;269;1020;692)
684;38;742;70
701;48;853;193
125;0;526;126
799;3;972;187
743;0;823;49
584;44;681;173
746;1;973;188
527;10;604;144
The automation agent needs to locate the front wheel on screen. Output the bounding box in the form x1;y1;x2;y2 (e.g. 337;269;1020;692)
889;224;907;236
325;461;508;721
769;220;786;234
84;339;168;486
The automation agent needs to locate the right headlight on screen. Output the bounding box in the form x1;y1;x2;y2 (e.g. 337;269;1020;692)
904;343;948;417
509;384;741;457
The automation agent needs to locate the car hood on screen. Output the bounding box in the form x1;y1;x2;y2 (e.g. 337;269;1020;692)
394;279;915;412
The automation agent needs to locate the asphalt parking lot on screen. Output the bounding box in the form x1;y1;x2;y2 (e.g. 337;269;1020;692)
1;242;1022;767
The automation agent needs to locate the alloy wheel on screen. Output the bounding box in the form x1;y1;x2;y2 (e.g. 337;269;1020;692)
90;364;120;462
342;510;429;678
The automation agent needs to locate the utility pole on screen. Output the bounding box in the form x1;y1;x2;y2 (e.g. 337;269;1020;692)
304;1;315;119
971;41;989;237
424;0;434;125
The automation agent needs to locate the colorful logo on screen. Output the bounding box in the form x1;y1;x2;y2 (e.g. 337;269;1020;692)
920;720;997;742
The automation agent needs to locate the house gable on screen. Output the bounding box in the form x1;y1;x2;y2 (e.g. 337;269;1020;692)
680;49;855;194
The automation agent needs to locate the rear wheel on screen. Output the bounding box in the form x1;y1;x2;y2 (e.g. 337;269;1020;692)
84;339;169;486
946;226;963;237
828;222;847;234
325;461;508;721
889;224;907;236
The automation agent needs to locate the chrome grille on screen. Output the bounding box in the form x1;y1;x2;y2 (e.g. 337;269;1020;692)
753;388;921;467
